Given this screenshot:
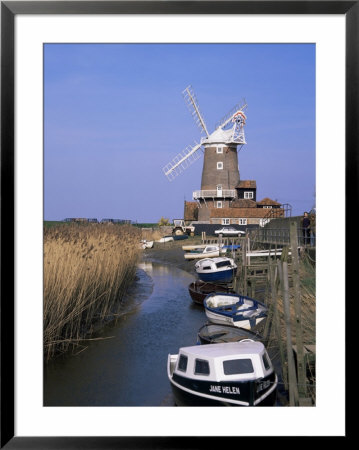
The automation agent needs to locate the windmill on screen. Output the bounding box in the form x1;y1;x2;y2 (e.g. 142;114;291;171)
162;85;247;221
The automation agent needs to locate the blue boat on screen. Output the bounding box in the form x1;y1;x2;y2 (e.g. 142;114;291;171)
222;244;241;252
203;292;268;331
195;257;237;283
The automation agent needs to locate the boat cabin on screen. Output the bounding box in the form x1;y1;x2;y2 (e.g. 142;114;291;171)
196;257;234;271
174;341;273;383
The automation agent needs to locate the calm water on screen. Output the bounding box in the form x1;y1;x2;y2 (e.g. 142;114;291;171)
44;261;206;406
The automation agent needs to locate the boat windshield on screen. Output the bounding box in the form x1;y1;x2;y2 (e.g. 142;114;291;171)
215;261;232;269
177;354;188;372
223;358;254;375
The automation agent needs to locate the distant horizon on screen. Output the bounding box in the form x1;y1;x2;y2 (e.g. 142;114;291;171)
44;43;315;222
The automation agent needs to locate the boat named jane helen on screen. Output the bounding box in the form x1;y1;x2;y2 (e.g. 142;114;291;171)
167;340;277;406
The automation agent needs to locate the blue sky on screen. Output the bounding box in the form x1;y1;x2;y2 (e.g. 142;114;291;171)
44;43;315;222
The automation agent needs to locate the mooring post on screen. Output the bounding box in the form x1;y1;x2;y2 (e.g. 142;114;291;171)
242;237;247;296
278;260;299;406
290;220;308;400
272;263;288;391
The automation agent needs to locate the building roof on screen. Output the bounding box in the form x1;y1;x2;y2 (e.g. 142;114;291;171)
236;180;257;189
230;199;257;208
210;207;283;219
257;197;282;206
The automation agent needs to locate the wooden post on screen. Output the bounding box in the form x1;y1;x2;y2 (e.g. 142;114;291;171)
278;260;299;406
242;237;247;296
290;221;307;399
266;263;288;390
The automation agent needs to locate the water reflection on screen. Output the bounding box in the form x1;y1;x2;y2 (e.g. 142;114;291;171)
44;262;200;407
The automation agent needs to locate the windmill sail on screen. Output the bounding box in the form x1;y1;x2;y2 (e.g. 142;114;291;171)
162;142;203;181
182;85;209;137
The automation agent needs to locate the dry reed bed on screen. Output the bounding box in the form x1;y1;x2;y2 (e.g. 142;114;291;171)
44;224;142;361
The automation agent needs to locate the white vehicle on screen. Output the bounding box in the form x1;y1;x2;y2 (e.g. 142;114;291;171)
214;227;245;237
172;219;195;236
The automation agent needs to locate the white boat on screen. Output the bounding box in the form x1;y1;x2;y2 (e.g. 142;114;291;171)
139;240;154;249
195;257;237;283
157;236;174;243
167;340;277;406
184;245;226;260
182;244;207;252
203;293;268;330
214;227;245;237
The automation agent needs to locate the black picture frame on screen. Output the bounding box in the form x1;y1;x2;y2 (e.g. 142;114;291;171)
1;1;353;447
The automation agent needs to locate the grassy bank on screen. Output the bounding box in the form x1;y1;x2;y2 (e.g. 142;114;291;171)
44;223;142;361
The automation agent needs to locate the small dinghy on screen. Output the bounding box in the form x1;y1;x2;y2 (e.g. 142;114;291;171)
188;280;235;305
139;239;154;249
195;257;237;283
167;340;277;406
157;236;174;243
197;323;263;345
182;244;206;252
184;245;225;260
204;293;268;330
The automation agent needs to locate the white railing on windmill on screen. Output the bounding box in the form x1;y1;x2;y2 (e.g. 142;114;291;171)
214;101;247;146
162;86;247;181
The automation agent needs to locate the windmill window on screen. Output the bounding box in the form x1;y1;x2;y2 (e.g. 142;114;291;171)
244;192;254;199
217;162;223;170
217;147;223;154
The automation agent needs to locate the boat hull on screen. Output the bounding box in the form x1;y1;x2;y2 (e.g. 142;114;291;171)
204;310;266;330
197;268;235;283
169;371;277;407
188;281;235;305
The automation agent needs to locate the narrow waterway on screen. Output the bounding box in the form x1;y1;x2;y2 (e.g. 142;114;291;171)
44;261;205;406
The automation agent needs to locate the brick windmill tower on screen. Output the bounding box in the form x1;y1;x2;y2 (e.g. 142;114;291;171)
163;86;247;221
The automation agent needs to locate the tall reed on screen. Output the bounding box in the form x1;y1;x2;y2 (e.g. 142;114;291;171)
44;223;142;361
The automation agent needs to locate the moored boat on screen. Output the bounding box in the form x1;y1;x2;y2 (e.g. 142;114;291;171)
182;244;206;252
197;323;263;345
203;293;268;330
167;340;277;406
195;257;237;283
139;239;154;249
157;236;174;243
172;234;189;241
184;245;225;260
188;280;236;305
